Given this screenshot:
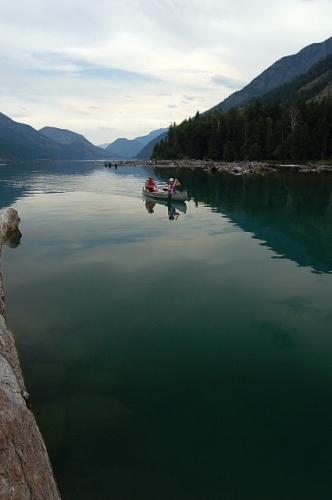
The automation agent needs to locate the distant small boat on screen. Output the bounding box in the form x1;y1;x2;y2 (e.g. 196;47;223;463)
142;187;188;201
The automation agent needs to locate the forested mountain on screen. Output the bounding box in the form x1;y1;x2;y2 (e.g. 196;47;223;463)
152;38;332;161
152;44;332;163
260;53;332;105
209;36;332;114
152;97;332;163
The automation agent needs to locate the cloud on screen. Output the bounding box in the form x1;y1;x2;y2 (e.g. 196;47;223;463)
1;0;332;144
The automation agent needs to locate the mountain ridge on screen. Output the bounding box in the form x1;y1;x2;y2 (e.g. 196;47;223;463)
40;126;93;146
259;52;332;105
209;36;332;113
151;48;332;162
39;126;118;159
0;113;66;161
0;114;119;161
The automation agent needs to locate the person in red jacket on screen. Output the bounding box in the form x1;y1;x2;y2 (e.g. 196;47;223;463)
145;176;158;192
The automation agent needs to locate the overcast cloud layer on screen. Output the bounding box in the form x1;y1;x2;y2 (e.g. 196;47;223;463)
1;0;331;144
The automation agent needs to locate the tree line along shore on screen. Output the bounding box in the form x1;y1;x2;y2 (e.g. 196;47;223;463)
151;98;332;163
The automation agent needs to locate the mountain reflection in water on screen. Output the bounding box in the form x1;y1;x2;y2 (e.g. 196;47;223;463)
174;167;332;273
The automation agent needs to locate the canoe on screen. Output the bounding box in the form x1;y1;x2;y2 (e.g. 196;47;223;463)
142;187;188;201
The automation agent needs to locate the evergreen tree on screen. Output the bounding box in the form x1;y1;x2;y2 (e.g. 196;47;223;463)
151;97;332;162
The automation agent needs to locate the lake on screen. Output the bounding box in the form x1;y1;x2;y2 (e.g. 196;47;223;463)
1;161;332;499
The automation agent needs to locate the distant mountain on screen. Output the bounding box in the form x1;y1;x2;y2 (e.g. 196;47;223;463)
0;112;167;161
39;126;117;159
105;138;144;158
105;128;168;158
136;131;168;159
209;36;332;113
0;112;66;161
40;126;93;146
0;114;116;161
135;128;168;147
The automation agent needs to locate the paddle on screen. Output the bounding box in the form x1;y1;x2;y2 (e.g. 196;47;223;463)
167;178;178;201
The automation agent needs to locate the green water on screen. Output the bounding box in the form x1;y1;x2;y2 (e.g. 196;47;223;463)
2;162;332;499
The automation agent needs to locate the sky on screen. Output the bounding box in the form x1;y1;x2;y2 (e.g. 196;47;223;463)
1;0;332;146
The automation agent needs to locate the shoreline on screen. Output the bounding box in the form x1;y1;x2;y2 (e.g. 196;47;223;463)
102;159;332;174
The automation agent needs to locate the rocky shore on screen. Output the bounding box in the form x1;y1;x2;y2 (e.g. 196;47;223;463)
0;208;61;500
103;159;332;174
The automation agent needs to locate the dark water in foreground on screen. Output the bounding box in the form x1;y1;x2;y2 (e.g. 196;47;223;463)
1;161;332;499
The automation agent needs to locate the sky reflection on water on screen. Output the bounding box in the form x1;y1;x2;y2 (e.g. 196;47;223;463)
2;162;332;499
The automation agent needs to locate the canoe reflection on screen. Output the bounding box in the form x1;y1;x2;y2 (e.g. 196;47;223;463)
144;198;187;219
145;200;156;213
167;202;180;220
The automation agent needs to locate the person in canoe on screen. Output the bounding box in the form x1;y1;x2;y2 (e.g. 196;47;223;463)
168;177;180;195
145;176;159;192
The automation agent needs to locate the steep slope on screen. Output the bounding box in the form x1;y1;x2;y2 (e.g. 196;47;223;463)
152;46;332;162
136;131;168;159
39;126;113;160
135;128;168;147
40;126;93;145
0;112;65;160
0;114;113;161
260;52;332;105
209;36;332;113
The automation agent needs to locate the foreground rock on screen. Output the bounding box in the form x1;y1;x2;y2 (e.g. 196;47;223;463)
0;208;61;499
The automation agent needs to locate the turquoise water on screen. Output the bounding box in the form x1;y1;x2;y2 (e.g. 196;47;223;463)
2;162;332;499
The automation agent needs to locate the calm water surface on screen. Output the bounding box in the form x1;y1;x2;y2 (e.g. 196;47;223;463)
1;161;332;499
